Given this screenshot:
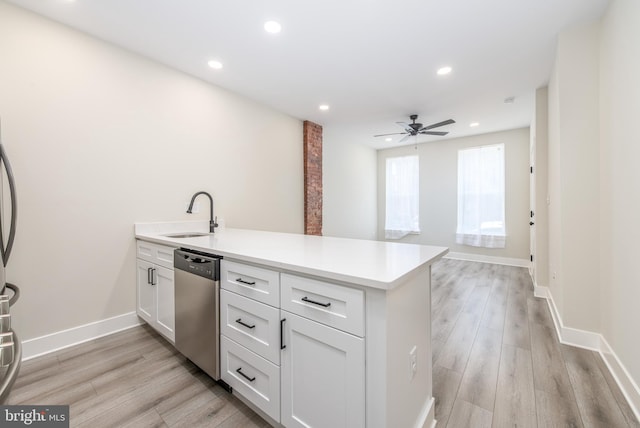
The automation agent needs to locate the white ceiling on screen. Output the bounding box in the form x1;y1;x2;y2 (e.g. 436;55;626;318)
6;0;610;149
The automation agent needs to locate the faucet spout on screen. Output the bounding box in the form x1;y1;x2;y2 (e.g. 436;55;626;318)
187;191;218;233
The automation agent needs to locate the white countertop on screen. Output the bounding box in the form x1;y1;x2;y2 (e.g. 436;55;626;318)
135;222;448;290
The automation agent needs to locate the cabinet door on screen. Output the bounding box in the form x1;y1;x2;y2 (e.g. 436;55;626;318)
220;336;280;422
221;290;281;364
221;260;280;307
136;259;155;325
281;312;365;428
155;265;175;343
136;240;175;269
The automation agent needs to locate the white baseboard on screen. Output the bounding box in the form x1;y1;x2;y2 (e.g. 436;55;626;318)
21;312;143;361
600;338;640;424
533;283;550;299
444;252;529;268
543;287;603;351
534;279;640;422
415;397;435;428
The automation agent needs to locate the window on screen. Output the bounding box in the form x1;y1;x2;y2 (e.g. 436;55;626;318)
385;155;419;239
456;144;505;248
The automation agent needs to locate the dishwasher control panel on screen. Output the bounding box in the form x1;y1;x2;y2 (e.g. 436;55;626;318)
174;248;222;280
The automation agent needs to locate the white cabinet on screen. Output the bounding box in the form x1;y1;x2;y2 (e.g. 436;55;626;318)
136;241;176;342
221;259;280;307
280;312;365;428
221;290;281;365
220;259;366;427
220;335;281;422
220;260;282;422
281;273;364;337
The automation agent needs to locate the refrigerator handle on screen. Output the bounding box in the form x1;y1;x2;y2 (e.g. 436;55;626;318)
0;144;17;267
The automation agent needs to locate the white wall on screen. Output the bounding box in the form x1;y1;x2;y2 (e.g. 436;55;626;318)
547;22;601;332
377;128;530;261
545;0;640;404
531;87;549;288
323;126;377;240
0;2;303;340
599;0;640;392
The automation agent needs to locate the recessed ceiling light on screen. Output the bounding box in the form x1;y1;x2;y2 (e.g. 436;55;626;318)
385;138;392;142
319;104;330;111
437;66;452;76
264;21;282;34
470;122;479;127
207;60;223;70
504;96;515;104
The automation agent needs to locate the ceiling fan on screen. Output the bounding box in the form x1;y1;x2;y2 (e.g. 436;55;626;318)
374;114;455;143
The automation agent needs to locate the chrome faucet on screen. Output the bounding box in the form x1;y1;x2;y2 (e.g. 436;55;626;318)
187;191;218;233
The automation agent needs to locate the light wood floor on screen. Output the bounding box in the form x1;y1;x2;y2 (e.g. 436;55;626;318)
7;325;269;427
432;258;640;428
7;259;640;427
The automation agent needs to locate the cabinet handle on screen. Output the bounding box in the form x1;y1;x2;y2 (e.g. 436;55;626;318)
280;318;286;350
151;268;157;286
236;278;256;286
301;296;331;308
235;318;256;329
147;267;152;284
236;367;256;382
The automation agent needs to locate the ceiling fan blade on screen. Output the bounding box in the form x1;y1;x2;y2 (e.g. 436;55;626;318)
420;119;456;131
398;134;411;143
395;121;414;133
419;131;449;136
373;132;408;137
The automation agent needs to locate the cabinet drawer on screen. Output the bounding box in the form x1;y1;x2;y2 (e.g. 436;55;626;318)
221;336;280;423
136;240;175;269
221;290;281;365
281;274;364;337
221;260;280;307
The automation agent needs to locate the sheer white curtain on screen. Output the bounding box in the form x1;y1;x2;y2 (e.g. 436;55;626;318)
456;144;506;248
385;155;420;239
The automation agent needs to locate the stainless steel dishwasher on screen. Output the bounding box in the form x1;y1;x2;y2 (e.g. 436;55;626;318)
174;248;222;380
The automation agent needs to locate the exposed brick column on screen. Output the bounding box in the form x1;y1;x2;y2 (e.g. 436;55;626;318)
303;121;322;236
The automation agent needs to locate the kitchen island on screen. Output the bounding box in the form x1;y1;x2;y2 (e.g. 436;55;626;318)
135;221;447;428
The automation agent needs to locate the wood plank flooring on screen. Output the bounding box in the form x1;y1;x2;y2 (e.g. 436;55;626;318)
7;325;269;428
432;258;640;428
6;259;639;427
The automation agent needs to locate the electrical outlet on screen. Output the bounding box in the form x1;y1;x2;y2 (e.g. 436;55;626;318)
409;346;417;381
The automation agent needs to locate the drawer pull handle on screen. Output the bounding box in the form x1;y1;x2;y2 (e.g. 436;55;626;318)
301;296;331;308
280;318;286;350
236;368;256;382
235;318;256;329
236;278;256;286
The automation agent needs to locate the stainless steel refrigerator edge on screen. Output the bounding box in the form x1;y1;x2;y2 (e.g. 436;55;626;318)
0;130;22;402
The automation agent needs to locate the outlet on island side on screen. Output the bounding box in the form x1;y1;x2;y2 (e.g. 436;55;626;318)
409;346;417;381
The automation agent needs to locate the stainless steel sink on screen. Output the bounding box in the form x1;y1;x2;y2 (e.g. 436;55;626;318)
163;232;210;238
